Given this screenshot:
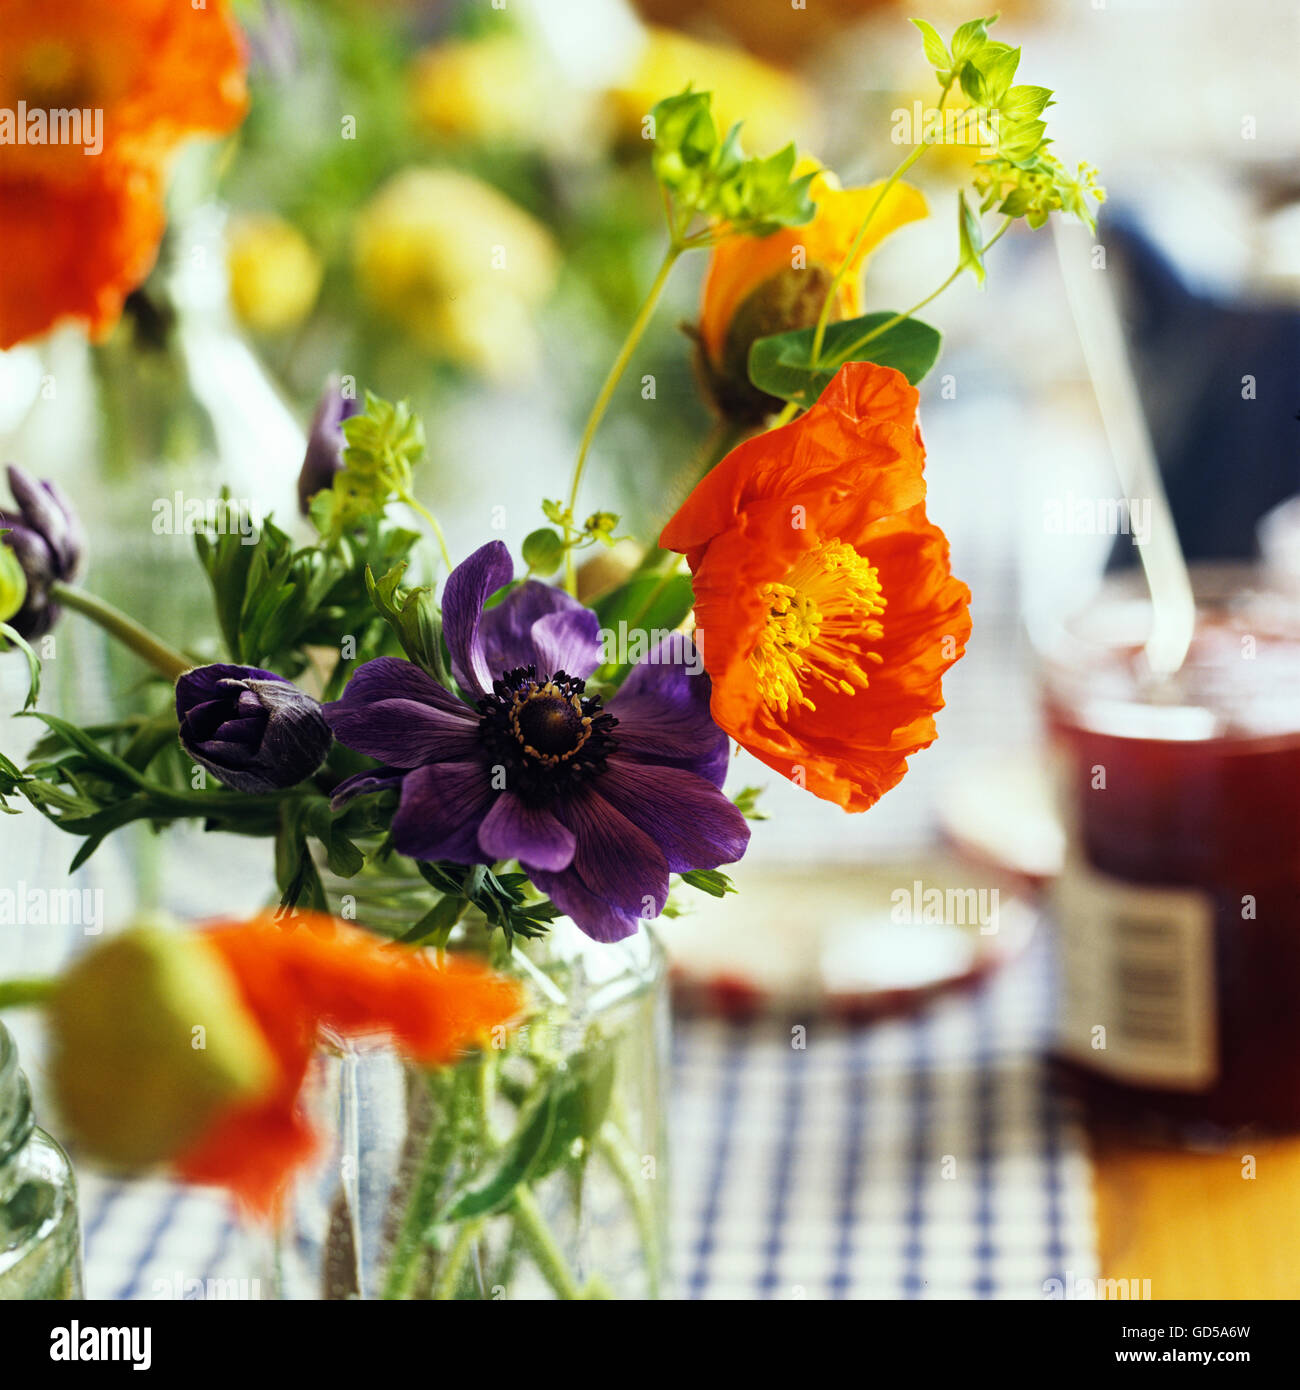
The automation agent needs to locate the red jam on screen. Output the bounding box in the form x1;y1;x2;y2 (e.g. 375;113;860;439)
1044;587;1300;1138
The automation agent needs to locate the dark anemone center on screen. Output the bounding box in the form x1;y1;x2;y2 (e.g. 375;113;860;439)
477;666;617;806
515;693;584;757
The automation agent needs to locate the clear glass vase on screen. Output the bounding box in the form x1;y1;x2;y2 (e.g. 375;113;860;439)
0;1021;83;1300
270;867;670;1300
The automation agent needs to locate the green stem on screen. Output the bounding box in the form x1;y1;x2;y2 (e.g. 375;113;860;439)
511;1183;584;1299
430;1217;483;1301
809;142;931;364
0;978;57;1010
564;243;683;594
48;582;191;682
381;1071;461;1300
597;1122;661;1299
808;105;992;364
827;215;1014;368
398;490;453;574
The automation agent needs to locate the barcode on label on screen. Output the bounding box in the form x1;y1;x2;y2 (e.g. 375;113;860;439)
1055;864;1217;1090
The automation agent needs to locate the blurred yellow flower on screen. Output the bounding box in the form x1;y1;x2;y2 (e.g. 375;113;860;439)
411;34;548;145
609;27;819;155
353;168;559;379
226;214;323;335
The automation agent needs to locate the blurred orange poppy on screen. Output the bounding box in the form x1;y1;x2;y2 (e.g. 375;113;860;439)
0;168;165;349
173;914;524;1212
660;361;971;812
697;168;927;420
0;0;248;348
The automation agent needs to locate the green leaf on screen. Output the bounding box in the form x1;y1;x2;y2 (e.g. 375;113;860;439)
1000;84;1053;122
650;88;816;237
731;786;770;821
996;117;1048;161
911;18;951;70
973;43;1023;104
19;711;154;789
365;564;450;685
301;796;366;879
592;573;696;685
0;622;40;710
951;14;998;64
441;1085;559;1222
398;894;467;948
680;869;737;898
957;193;986;284
594;573;694;639
748;311;943;406
533;1046;617;1178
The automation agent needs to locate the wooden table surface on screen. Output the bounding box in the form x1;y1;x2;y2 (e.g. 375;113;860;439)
1092;1130;1300;1299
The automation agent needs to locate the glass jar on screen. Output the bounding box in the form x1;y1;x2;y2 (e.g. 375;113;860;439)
0;201;304;725
1041;566;1300;1140
0;1021;83;1299
270;865;670;1300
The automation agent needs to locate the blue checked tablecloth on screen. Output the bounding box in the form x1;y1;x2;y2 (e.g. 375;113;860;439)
1;623;1098;1301
72;936;1096;1301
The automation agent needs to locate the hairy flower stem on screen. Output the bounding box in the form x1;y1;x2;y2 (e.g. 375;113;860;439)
808;105;991;364
830;216;1015;367
380;1069;464;1300
770;214;1015;431
48;582;191;683
597;1121;661;1299
430;1217;484;1300
399;490;453;573
511;1183;584;1299
0;978;56;1009
564;244;683;595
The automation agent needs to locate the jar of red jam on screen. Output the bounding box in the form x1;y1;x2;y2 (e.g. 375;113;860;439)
1042;568;1300;1139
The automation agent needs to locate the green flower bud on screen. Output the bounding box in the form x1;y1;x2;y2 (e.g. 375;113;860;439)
0;540;27;625
49;923;276;1169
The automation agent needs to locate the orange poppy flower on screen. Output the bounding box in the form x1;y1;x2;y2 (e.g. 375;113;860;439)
0;168;166;350
173;914;524;1213
50;914;522;1214
697;168;927;420
660;361;971;812
0;0;248;347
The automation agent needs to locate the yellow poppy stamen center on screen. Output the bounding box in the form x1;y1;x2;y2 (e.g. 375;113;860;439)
20;43;89;109
751;539;885;717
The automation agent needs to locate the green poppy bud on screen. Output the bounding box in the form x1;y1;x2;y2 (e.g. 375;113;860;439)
49;923;276;1169
0;540;27;625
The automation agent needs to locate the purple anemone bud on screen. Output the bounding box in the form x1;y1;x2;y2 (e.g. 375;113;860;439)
298;376;362;514
0;464;85;639
176;663;332;794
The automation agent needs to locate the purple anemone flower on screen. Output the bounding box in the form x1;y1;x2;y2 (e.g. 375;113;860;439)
0;464;85;639
324;540;750;942
177;663;332;794
297;376;362;515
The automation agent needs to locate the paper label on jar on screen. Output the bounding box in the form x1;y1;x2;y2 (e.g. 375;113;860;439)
1054;858;1218;1090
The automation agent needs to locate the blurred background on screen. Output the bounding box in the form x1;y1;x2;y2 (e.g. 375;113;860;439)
2;0;1299;1300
